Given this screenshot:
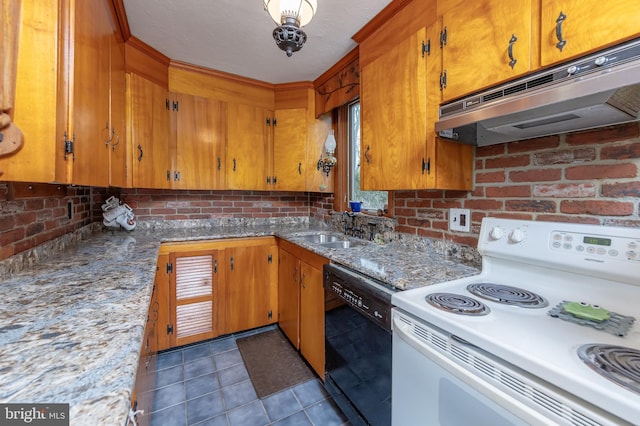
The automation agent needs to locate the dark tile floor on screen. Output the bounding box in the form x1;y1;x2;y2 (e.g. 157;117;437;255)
146;326;349;426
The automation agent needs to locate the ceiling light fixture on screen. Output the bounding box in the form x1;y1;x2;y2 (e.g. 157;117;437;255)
264;0;317;57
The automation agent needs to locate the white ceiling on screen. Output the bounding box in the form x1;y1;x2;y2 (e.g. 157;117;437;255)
122;0;392;84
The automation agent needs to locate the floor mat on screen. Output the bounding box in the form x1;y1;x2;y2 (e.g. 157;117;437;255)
236;328;315;398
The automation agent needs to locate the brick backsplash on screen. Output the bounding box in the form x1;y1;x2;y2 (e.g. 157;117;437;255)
0;183;98;260
394;123;640;247
118;189;332;221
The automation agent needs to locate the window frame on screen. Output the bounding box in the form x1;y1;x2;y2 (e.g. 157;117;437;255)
332;101;393;216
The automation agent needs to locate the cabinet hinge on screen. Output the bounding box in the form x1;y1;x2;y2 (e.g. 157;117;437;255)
268;254;273;264
268;310;273;320
63;132;75;160
166;170;171;181
174;171;181;181
166;262;173;273
167;324;173;335
267;176;272;185
266;117;271;126
422;39;431;57
165;99;170;110
440;26;448;48
422;157;431;175
272;118;277;126
172;100;179;111
440;70;447;91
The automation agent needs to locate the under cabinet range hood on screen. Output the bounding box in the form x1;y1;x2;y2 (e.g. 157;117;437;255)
436;38;640;146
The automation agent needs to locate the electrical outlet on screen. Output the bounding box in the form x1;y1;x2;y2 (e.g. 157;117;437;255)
449;208;470;232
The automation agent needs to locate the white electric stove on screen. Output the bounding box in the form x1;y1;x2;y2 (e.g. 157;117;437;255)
392;217;640;426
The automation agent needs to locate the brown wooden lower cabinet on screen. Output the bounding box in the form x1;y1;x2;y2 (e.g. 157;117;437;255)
155;237;278;351
278;240;327;378
152;236;325;378
132;280;158;426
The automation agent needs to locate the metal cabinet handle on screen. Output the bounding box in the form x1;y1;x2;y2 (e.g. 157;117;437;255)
301;273;306;289
217;157;221;171
110;129;120;151
137;144;143;161
365;145;371;164
508;34;518;69
555;11;567;52
230;256;234;271
298;162;302;175
233;158;237;171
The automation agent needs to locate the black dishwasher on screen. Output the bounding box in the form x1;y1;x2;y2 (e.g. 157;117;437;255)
323;263;396;426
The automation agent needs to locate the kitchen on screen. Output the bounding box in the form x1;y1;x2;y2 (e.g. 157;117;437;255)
2;0;640;425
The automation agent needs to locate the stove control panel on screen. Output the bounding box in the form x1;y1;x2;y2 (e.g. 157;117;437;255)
479;217;640;286
549;231;640;261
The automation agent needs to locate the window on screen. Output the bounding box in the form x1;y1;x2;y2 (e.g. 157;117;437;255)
348;101;388;212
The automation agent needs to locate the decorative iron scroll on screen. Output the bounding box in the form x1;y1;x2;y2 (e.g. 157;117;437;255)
315;56;360;115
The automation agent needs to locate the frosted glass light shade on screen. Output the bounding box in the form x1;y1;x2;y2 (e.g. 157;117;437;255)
324;129;336;154
264;0;318;27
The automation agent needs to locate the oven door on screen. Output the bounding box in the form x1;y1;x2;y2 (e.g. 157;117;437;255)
393;309;568;426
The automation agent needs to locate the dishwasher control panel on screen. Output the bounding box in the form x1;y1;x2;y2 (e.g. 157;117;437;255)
324;264;395;331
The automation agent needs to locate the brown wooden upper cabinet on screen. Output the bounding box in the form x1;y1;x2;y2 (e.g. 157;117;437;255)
171;94;227;190
359;21;473;191
361;28;429;191
540;0;640;67
437;0;640;102
3;0;124;186
439;0;533;103
128;73;172;189
226;103;272;190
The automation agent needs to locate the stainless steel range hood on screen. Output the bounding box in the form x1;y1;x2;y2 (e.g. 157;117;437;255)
435;39;640;146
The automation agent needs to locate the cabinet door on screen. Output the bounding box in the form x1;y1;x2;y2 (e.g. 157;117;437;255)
273;108;307;191
224;243;278;333
278;249;301;349
227;103;270;189
426;21;475;191
128;73;172;189
361;27;428;190
155;253;172;352
2;1;59;182
300;261;325;377
441;0;532;102
540;0;640;66
173;93;226;189
68;0;112;186
170;250;219;347
109;30;129;188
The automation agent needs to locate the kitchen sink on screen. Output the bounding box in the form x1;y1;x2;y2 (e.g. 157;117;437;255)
319;240;359;249
298;234;343;244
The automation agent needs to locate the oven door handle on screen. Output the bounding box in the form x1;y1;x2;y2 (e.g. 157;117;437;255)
393;315;558;426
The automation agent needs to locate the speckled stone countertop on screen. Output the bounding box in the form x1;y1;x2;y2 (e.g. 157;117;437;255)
0;220;480;425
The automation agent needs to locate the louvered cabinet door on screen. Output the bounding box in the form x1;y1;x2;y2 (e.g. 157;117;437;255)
170;250;218;347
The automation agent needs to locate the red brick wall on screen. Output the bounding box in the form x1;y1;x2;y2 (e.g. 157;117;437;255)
395;123;640;247
0;183;97;260
119;189;318;220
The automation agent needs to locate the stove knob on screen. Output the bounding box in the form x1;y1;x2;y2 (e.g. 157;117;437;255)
489;226;504;240
509;228;526;244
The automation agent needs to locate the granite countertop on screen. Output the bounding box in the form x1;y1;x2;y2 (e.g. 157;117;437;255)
0;221;481;425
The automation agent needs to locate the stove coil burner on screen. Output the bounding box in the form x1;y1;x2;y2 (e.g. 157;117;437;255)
467;283;549;308
426;293;490;316
578;344;640;394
